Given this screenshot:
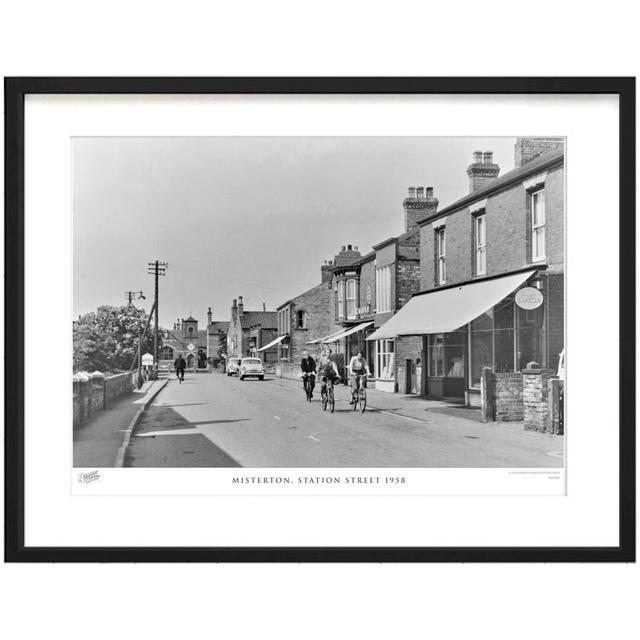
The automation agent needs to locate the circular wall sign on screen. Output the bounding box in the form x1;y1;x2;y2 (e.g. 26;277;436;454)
515;287;544;310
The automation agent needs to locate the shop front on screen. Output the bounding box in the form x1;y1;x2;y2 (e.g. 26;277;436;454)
367;268;560;405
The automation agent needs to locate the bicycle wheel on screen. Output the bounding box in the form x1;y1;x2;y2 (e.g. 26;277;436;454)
306;381;312;402
358;388;367;413
321;389;328;411
329;385;335;414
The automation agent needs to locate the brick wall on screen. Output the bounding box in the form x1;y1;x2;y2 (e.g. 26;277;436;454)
419;162;564;292
395;335;423;394
396;260;420;310
287;282;336;361
494;372;524;421
522;367;554;432
514;137;564;167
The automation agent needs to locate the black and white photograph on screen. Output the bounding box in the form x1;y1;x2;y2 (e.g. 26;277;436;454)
72;135;565;473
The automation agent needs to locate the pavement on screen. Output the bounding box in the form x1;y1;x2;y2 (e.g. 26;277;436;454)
73;380;166;468
124;371;564;468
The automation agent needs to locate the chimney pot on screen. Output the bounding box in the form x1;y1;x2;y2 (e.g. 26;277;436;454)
483;151;493;164
347;244;352;251
341;245;346;252
426;187;434;198
473;151;483;163
408;186;416;197
416;186;425;198
263;302;266;311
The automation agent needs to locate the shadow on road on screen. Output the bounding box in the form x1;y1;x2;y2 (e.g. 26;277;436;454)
126;404;241;467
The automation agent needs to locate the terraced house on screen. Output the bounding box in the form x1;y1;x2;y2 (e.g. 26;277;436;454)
369;137;565;407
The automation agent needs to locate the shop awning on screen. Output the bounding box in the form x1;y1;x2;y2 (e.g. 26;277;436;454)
306;329;344;344
367;270;536;341
257;335;287;351
322;321;374;343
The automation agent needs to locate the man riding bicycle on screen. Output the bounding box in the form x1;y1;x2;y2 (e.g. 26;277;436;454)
317;347;340;397
174;354;186;382
300;350;316;398
348;350;370;404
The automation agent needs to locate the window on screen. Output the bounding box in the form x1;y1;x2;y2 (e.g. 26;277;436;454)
296;310;306;329
375;265;392;313
474;214;486;276
188;326;194;334
337;280;344;320
346;279;356;318
436;227;446;285
160;345;174;360
376;339;395;380
428;332;465;377
531;189;546;261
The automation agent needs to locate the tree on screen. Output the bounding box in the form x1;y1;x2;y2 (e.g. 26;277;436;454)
73;305;159;373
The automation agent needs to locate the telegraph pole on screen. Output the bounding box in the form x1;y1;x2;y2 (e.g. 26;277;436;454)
124;290;145;306
124;290;146;387
147;261;167;377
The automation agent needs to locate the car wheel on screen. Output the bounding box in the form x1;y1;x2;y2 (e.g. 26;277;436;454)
259;376;264;381
240;375;244;381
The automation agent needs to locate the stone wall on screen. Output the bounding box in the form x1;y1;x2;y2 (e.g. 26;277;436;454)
74;371;138;429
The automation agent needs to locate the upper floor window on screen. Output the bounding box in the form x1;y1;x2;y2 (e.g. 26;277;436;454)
337;280;344;320
474;214;487;276
346;279;357;318
436;227;446;285
376;266;392;313
531;189;546;262
296;309;306;329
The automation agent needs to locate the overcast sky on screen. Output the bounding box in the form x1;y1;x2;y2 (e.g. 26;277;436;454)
73;136;517;327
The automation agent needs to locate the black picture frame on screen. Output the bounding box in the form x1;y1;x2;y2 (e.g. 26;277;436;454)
4;77;635;563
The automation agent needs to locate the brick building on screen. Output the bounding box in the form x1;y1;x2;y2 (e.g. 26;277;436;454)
369;138;565;406
276;261;338;363
227;296;278;363
160;308;230;370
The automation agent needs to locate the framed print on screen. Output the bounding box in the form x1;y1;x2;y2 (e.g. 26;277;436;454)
4;77;635;562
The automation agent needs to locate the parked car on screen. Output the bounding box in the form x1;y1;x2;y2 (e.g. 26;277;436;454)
226;357;242;376
239;357;264;381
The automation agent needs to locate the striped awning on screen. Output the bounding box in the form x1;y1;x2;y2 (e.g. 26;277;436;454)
322;321;374;343
257;335;287;352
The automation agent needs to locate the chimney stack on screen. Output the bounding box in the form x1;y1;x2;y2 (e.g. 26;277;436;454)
514;137;564;167
207;307;212;325
403;185;439;230
238;296;244;315
467;150;500;193
321;258;333;285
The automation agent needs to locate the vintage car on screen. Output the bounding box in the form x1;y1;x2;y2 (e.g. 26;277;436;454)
226;357;242;376
239;357;265;381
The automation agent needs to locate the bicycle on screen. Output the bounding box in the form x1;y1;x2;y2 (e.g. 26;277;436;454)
302;372;315;402
351;374;367;413
320;376;336;413
176;368;185;384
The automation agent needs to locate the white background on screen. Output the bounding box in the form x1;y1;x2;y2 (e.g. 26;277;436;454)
1;1;638;639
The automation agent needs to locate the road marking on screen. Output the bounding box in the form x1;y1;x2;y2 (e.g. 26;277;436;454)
273;416;281;421
136;428;200;437
376;409;433;425
308;435;320;442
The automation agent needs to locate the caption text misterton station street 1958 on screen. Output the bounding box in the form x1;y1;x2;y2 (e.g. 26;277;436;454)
232;476;407;485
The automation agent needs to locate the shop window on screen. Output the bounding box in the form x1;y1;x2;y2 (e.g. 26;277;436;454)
428;332;465;377
516;304;544;370
474;213;487;276
376;339;395;380
375;266;391;313
493;299;515;374
346;279;357;318
435;227;446;285
469;312;493;387
531;189;546;262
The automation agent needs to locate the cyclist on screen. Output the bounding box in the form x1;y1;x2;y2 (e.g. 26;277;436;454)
317;347;340;399
348;350;370;404
300;350;317;398
174;354;186;382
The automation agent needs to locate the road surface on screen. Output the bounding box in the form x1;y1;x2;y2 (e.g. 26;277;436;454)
125;372;563;468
